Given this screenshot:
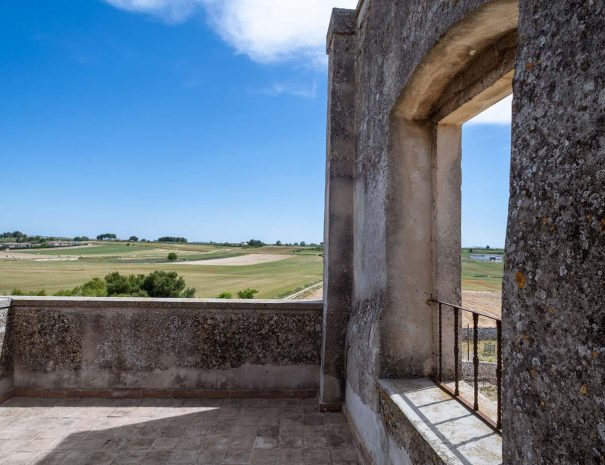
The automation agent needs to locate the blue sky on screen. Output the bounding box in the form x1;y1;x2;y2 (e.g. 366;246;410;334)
0;0;511;246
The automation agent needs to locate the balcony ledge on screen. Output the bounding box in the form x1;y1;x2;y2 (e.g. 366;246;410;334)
378;378;502;465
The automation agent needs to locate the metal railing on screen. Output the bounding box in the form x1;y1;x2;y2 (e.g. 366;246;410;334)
432;299;502;433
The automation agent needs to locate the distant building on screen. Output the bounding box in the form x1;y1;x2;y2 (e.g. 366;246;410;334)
470;254;503;262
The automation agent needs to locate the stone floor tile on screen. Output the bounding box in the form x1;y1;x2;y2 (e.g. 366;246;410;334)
0;398;360;465
199;435;230;451
277;448;303;465
61;450;95;465
249;449;277;464
168;449;200;464
0;439;28;452
30;450;68;465
229;435;255;450
196;448;226;464
17;437;59;452
1;451;41;465
175;436;204;450
326;428;354;448
123;437;155;450
112;449;148;464
222;449;250;465
84;451;117;465
303;448;331;464
152;437;181;451
330;448;358;462
253;437;278;450
143;450;172;465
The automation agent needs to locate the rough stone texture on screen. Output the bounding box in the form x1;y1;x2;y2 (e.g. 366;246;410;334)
502;1;605;464
335;2;510;463
0;397;361;465
0;298;13;398
378;378;501;465
325;0;604;463
9;298;322;392
462;361;497;385
321;8;357;407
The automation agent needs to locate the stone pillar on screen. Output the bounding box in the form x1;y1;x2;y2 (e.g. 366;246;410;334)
320;8;356;409
0;298;14;401
503;1;605;463
432;124;462;380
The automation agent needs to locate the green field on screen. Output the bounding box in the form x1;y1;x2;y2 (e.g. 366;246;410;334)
461;258;503;291
0;242;323;298
1;242;502;297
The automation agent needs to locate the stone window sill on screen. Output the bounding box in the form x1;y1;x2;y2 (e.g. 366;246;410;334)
378;378;502;465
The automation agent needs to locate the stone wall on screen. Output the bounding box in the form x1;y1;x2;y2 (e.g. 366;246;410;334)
0;298;13;399
325;0;604;463
503;1;605;463
8;297;322;394
462;361;497;385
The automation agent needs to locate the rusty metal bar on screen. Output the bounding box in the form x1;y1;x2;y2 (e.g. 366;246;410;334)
438;302;443;384
436;382;498;431
429;299;499;321
497;319;502;430
473;312;479;411
454;305;459;397
431;298;502;434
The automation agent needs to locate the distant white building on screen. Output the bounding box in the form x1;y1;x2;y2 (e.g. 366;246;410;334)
470;254;503;262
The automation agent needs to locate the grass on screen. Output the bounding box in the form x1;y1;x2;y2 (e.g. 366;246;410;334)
2;242;502;297
21;244;151;255
461;340;498;363
0;243;323;298
461;258;503;291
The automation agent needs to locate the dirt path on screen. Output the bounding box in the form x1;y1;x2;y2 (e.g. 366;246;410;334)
178;254;293;266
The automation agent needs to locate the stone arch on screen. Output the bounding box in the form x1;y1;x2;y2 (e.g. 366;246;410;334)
381;0;519;379
393;0;518;122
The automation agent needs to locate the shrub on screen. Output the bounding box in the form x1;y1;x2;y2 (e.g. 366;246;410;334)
217;292;232;299
237;288;259;299
50;271;195;298
141;271;189;298
11;289;46;296
167;252;178;261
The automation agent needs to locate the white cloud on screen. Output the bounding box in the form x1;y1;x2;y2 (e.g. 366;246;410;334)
103;0;200;23
259;80;318;99
103;0;358;65
467;95;512;125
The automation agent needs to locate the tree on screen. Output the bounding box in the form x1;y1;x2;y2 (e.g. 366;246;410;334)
300;241;306;247
486;245;491;250
53;271;195;298
167;252;178;261
275;241;282;246
97;233;117;241
141;271;194;298
247;239;265;248
74;236;90;242
158;236;187;243
129;236;139;242
237;288;259;299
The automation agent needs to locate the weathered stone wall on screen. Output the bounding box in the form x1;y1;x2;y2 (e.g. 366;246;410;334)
326;0;604;463
462;361;497;385
340;1;501;464
0;298;13;399
9;297;322;393
503;1;605;463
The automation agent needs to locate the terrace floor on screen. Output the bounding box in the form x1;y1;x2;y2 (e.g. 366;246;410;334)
0;397;361;465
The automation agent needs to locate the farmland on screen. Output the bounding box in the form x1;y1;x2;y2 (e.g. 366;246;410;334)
0;242;323;298
0;242;503;299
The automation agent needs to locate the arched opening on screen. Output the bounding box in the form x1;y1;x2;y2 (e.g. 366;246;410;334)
381;0;518;431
